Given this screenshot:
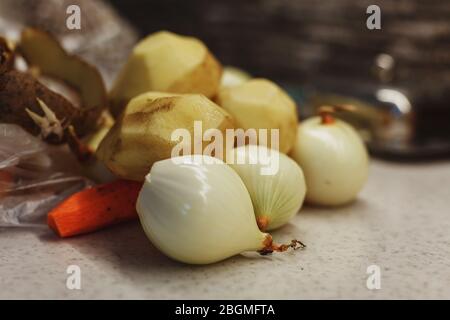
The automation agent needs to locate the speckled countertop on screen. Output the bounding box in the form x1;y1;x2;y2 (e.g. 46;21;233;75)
1;159;450;299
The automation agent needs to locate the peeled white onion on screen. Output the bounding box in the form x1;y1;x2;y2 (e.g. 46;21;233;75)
227;145;306;231
291;109;369;206
136;155;303;264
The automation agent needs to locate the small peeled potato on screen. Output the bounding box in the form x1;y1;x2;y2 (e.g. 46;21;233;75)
97;93;234;181
221;66;251;88
216;79;298;154
109;31;222;117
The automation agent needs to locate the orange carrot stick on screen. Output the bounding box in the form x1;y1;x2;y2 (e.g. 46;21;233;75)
48;179;142;238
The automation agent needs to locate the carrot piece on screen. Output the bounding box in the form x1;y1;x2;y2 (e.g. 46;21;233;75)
47;179;142;238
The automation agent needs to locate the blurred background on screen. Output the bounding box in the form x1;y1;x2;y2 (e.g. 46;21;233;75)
1;0;450;158
110;0;450;86
109;0;450;158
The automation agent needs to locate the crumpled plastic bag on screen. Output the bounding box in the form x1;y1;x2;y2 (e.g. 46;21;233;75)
0;124;92;227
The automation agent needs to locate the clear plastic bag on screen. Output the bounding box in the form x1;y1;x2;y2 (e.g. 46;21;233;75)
0;124;92;227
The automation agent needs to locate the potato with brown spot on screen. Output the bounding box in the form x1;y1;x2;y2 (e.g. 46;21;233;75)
97;92;234;181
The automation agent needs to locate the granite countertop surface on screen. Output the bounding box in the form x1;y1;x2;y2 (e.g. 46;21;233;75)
1;159;450;299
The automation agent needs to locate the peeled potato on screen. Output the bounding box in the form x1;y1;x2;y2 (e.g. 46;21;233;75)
221;66;251;88
216;79;298;154
97;93;234;181
109;31;222;117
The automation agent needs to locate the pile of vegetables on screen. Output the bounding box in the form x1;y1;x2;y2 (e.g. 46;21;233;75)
1;29;369;265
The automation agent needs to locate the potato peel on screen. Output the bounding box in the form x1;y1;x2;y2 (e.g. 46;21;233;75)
19;27;107;137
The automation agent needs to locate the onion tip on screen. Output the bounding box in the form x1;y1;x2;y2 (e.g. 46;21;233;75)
256;216;270;231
